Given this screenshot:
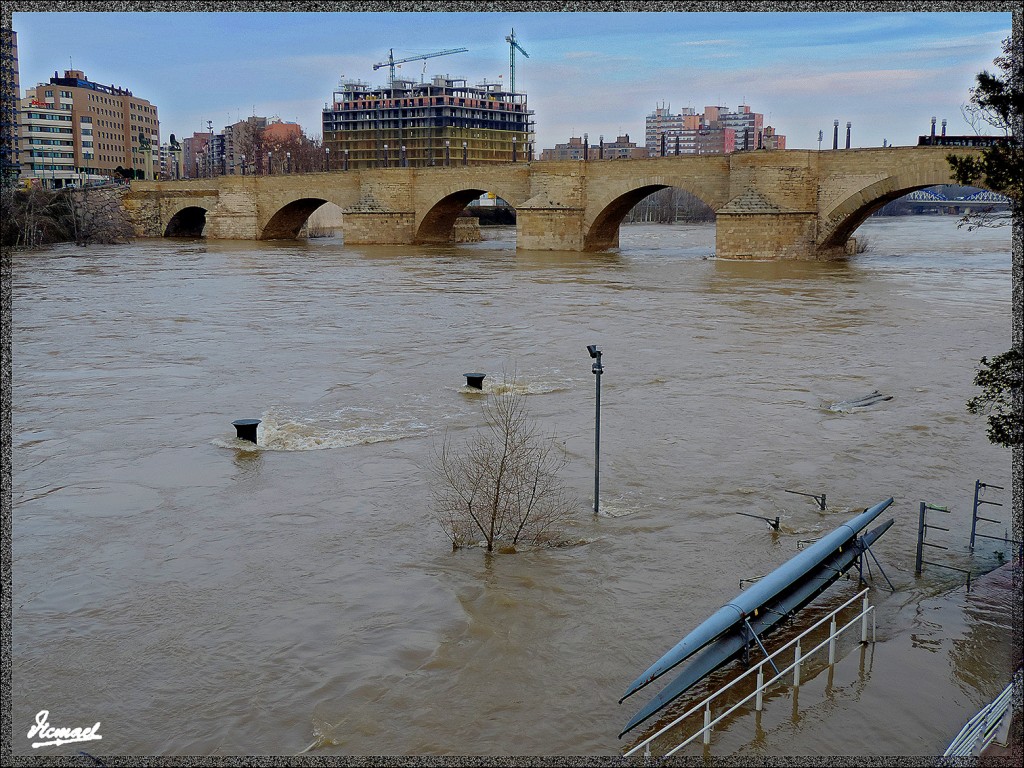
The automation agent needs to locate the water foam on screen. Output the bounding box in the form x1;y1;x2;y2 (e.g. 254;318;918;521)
215;411;428;452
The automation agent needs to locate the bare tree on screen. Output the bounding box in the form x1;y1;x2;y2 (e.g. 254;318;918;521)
430;381;578;552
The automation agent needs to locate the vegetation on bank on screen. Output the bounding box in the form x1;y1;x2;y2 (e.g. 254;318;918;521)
1;184;134;248
947;36;1022;449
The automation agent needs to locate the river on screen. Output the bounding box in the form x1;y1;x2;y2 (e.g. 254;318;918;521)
10;216;1017;756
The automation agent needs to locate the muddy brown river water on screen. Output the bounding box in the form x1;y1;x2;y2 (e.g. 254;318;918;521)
10;217;1017;756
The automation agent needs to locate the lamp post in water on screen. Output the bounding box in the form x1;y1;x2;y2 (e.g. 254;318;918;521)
587;345;603;514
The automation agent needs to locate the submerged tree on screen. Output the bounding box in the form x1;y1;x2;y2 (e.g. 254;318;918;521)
430;381;578;552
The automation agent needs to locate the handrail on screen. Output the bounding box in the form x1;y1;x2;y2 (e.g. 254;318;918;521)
624;587;873;757
943;669;1020;757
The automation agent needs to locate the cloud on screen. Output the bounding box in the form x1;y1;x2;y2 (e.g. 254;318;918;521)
672;39;734;47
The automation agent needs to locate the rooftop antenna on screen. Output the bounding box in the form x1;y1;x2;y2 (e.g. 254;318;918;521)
505;28;529;94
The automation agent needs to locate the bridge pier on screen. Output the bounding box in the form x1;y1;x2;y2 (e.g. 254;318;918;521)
716;211;840;260
516;206;587;251
342;210;416;245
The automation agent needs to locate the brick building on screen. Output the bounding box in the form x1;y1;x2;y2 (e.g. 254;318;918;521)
645;103;783;156
540;133;647;161
20;69;159;186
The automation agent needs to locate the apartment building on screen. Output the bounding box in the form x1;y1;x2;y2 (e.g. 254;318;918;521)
323;75;535;169
20;69;159;187
2;29;20;184
540;133;647;161
181;132;211;179
645;103;783;156
223;116;267;175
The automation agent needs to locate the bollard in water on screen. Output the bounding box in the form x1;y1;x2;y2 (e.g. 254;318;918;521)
463;373;486;390
232;419;261;444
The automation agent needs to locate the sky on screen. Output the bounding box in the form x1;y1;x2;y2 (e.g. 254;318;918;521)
10;8;1012;153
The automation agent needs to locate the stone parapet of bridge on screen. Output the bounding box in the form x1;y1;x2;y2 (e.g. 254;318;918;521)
125;146;982;260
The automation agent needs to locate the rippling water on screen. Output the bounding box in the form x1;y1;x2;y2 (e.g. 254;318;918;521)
11;217;1016;756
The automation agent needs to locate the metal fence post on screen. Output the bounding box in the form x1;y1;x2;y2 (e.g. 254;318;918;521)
755;667;765;711
861;595;870;643
915;501;926;575
970;479;982;550
793;642;801;687
703;706;712;745
828;617;837;664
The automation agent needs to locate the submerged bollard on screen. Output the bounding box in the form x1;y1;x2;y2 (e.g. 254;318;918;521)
463;373;486;390
232;419;261;444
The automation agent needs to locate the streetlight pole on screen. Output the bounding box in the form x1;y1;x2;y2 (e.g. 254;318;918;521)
587;345;603;515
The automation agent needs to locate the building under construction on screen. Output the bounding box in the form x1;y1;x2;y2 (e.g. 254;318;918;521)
322;76;535;169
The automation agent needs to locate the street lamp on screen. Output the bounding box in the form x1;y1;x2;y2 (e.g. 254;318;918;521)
268;151;273;175
241;154;246;175
325;146;330;172
444;139;451;167
343;149;349;171
286;151;291;174
587;344;603;515
512;135;517;163
462;140;468;166
383;144;389;168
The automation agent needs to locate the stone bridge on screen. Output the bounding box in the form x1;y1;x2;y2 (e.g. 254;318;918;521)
123;146;982;260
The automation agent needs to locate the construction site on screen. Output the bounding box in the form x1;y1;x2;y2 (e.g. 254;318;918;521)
322;38;535;169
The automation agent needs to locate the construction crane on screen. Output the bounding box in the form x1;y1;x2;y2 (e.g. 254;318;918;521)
505;28;529;94
373;47;468;88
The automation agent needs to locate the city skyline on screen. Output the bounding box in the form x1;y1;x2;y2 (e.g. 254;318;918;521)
10;8;1012;154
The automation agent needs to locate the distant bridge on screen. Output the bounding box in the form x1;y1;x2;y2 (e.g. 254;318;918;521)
124;146;987;260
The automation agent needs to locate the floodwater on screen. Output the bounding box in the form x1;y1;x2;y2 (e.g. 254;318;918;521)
10;216;1017;756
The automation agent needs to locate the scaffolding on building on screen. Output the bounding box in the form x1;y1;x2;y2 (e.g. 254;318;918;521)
322;75;535;169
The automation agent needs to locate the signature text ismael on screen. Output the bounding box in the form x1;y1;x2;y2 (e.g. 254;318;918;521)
28;710;103;748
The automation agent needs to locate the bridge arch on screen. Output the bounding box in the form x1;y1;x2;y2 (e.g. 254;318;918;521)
583;180;720;251
164;205;208;237
818;172;983;252
261;197;332;240
415;185;524;244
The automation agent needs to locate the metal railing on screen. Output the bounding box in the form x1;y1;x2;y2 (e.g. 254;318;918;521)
624;588;875;758
943;669;1019;757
